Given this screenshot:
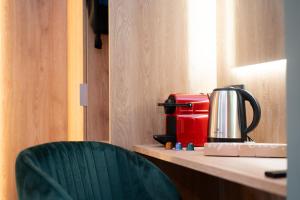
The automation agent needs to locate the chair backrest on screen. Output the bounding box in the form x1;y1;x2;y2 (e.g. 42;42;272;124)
16;142;180;200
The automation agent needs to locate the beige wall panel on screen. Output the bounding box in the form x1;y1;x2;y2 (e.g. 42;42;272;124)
217;0;286;143
110;0;217;149
231;61;286;143
235;0;285;66
0;0;68;199
109;0;190;149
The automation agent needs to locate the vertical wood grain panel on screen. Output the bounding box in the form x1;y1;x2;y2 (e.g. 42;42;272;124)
109;0;217;149
217;0;286;143
0;0;68;199
109;0;190;149
86;24;109;141
0;1;9;197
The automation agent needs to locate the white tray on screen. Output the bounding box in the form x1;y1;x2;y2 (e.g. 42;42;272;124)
204;142;287;157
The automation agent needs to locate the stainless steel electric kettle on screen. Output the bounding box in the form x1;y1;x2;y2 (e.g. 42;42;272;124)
208;87;261;142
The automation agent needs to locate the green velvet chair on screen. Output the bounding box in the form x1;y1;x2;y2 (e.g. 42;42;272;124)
16;142;180;200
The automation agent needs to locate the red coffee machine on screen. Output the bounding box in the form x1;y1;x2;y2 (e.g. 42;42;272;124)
154;93;210;147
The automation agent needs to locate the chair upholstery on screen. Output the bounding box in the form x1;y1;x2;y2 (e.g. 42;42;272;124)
16;142;180;200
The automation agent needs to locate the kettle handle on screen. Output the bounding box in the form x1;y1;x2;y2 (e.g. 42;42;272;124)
238;89;261;134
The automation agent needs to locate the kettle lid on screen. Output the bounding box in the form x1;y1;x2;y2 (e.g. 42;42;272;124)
213;87;240;92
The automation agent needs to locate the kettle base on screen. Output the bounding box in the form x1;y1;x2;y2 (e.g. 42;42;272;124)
208;137;244;143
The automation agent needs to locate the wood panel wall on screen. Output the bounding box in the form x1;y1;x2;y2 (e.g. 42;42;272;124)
235;0;284;66
217;0;286;143
0;1;68;199
86;25;109;141
109;0;217;149
109;0;189;149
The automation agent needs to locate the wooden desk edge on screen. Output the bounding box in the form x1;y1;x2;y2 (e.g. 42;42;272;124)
133;144;286;197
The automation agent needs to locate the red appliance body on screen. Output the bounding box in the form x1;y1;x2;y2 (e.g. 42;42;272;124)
160;94;210;147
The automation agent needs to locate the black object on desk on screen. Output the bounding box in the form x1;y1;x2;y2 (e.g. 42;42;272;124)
265;170;287;178
153;134;176;145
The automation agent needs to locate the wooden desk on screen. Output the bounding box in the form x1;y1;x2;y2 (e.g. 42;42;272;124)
133;144;286;198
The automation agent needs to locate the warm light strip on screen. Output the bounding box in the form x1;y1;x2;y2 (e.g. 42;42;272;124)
232;59;287;76
187;0;217;93
67;0;84;140
0;0;5;196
